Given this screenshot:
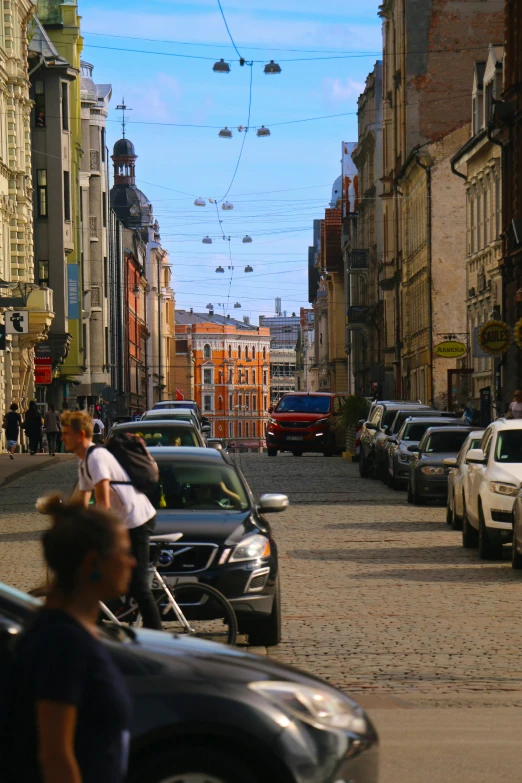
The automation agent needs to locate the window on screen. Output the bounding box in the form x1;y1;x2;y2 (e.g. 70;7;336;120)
203;368;212;385
239;395;243;407
263;370;267;385
238;422;242;437
38;260;49;287
252;421;256;437
228;344;232;358
245;346;249;360
218;396;223;410
229;422;234;437
61;82;69;131
204;395;212;412
253;394;257;410
228;369;233;384
263;346;266;360
103;194;107;228
245;422;249;437
34;80;45;127
203;344;211;359
36;170;47;217
245;369;249;384
103;256;108;294
101;127;106;162
238;346;242;359
264;395;268;410
229;394;233;409
63;171;71;221
252;370;256;384
245;396;249;410
252;346;256;359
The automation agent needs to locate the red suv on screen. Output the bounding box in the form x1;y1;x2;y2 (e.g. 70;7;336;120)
265;392;346;457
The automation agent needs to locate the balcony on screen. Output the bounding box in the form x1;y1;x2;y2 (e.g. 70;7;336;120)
348;249;369;271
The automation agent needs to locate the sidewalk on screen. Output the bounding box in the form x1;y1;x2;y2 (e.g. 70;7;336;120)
0;452;76;488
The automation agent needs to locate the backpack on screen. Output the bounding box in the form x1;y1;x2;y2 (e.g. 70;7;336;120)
93;420;101;435
85;432;159;494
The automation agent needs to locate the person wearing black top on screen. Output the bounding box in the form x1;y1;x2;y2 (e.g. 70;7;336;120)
2;494;136;783
2;402;21;459
23;400;43;455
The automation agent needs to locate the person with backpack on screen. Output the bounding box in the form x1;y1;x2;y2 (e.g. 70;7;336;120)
61;410;163;630
92;414;105;444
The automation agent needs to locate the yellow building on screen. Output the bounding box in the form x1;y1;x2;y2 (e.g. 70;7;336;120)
0;0;54;417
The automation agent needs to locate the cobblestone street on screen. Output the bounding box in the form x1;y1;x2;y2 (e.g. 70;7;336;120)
3;453;522;780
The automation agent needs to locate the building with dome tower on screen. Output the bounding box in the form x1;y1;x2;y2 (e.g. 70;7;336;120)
109;130;175;413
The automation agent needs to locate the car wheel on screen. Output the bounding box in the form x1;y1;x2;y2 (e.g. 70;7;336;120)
267;449;277;457
247;577;282;647
128;746;259;783
451;501;463;532
323;438;335;457
512;529;522;569
388;471;396;490
478;503;503;560
292;450;303;457
446;499;453;526
359;453;370;477
462;503;478;548
413;483;424;506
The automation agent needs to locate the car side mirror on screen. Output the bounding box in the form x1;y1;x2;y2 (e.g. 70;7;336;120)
258;493;289;513
407;444;419;453
365;422;377;431
268;406;274;414
466;448;486;464
444;457;458;467
207;439;223;450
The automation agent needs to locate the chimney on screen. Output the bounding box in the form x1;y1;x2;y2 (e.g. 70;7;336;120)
243;315;250;325
190;307;193;314
209;309;214;316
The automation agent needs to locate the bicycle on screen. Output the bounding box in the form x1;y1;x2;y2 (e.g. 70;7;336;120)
100;533;237;645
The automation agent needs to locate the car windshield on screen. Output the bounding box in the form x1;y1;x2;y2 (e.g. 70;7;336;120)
149;463;249;511
495;431;522;463
114;425;199;448
275;396;331;414
383;410;398;428
144;413;194;423
154;402;196;411
423;430;469;454
401;421;451;441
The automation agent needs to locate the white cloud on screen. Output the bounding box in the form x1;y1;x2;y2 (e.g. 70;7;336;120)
321;77;365;105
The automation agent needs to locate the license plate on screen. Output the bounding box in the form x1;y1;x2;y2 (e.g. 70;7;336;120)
287;435;304;441
150;574;199;590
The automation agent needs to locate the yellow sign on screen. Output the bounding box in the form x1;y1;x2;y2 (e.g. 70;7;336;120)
434;341;467;359
515;318;522;348
477;320;511;355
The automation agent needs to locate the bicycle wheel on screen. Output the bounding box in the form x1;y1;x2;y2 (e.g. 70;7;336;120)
161;583;238;646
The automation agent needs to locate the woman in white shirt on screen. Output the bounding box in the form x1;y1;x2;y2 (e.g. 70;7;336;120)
509;390;522;419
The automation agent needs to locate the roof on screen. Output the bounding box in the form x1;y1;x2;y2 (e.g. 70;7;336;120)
29;16;68;64
113;138;136;157
175;311;259;331
110;184;152;228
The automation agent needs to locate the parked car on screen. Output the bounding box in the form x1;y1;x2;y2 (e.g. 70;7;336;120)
510;486;522;570
407;426;474;505
142;408;211;438
153;399;203;421
387;416;465;489
145;446;285;646
461;419;522;558
107;419;206;448
444;430;485;529
359;401;431;478
0;582;379;783
265;392;347;457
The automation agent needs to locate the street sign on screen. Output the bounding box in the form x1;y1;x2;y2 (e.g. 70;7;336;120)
34;342;52;385
477;320;511;355
434;340;467;359
34;365;52;385
5;310;28;334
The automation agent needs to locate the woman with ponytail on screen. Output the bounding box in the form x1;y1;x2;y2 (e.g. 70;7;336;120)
3;494;136;783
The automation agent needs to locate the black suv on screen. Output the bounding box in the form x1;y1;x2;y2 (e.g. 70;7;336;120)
359;401;431;478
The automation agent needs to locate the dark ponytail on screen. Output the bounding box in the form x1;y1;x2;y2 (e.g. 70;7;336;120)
38;494;120;594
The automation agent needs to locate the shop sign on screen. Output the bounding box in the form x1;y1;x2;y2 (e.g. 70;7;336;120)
515;318;522;348
34;365;52;384
35;342;52;385
477;320;511;355
434;340;467;359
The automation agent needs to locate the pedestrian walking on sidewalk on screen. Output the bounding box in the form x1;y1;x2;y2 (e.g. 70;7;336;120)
1;494;135;783
2;403;22;459
23;401;43;455
92;415;105;444
61;410;163;630
43;404;60;456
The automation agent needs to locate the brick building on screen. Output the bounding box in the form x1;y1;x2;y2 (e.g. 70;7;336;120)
174;311;271;447
378;0;504;402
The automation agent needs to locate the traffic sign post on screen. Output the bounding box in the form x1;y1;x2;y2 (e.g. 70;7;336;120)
5;310;28;334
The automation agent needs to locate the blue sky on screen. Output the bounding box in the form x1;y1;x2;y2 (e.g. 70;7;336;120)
79;0;382;322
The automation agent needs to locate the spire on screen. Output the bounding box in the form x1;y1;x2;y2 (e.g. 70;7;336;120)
115;98;132;138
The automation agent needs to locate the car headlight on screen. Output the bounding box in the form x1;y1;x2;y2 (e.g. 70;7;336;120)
230;534;270;562
313;418;329;426
420;466;445;475
268;417;278;426
249;681;369;733
490;481;519;497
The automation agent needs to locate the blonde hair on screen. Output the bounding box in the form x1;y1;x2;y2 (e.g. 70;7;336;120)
60;410;94;439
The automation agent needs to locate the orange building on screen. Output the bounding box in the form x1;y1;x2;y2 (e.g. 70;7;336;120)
174;311;271;447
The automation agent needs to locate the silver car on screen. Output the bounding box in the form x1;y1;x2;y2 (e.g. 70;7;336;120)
444;430;485;529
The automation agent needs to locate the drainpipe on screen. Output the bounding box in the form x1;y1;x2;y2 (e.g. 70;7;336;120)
416;156;434;406
157;251;163;401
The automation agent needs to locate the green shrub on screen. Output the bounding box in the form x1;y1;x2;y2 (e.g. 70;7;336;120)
340;395;370;429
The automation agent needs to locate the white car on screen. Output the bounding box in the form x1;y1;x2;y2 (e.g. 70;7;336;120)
461;419;522;559
445;430;484;530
